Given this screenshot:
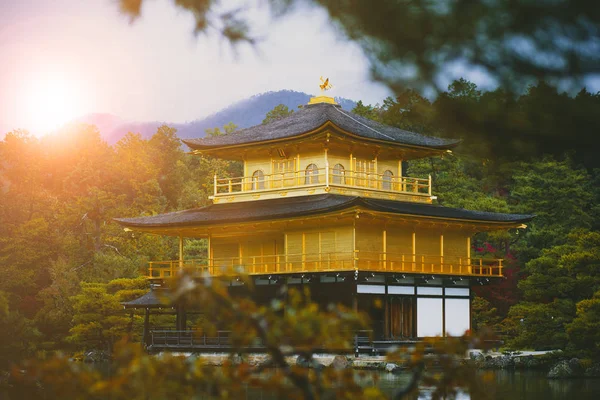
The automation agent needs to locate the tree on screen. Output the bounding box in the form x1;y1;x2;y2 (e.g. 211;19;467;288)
205;122;238;137
351;100;381;121
510;157;594;262
148;125;185;209
67;279;147;351
0;290;39;368
567;291;600;356
502;299;574;351
263;104;294;124
502;231;600;351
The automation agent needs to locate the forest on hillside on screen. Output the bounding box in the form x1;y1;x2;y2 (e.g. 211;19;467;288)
1;79;600;385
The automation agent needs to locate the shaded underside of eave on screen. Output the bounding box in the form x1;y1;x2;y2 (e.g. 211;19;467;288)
182;103;461;152
114;194;534;234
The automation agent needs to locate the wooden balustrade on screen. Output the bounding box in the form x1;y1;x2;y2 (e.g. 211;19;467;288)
146;252;503;279
212;167;431;197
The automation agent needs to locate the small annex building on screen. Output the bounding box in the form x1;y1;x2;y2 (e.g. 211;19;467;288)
116;92;532;349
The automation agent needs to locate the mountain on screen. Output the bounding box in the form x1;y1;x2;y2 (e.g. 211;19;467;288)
78;90;357;144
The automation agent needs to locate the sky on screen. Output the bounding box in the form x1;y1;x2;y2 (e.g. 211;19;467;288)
0;0;394;136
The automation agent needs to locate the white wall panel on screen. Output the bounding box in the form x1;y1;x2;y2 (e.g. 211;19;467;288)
445;298;470;336
417;298;443;337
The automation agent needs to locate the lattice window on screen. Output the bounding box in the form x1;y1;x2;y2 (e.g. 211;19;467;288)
332;163;345;184
383;170;393;190
251;170;264;190
304;163;319;185
354;159;376;187
273;158;296;187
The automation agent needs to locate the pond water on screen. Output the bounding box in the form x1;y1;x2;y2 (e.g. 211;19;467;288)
375;370;600;399
3;369;600;399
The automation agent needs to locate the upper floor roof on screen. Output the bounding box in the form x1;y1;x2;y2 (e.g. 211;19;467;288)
183;101;460;153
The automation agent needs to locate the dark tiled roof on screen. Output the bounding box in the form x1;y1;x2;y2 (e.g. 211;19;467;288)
183;103;460;150
115;194;533;229
121;290;171;308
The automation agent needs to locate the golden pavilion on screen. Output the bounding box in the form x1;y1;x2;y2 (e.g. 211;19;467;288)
117;91;532;350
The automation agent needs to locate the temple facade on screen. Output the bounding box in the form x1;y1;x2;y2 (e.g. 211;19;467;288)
117;94;532;347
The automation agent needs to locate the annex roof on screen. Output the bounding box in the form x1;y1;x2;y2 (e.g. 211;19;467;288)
115;194;533;230
121;290;171;309
182;102;460;151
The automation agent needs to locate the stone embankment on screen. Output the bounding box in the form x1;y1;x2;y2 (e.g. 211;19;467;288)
184;353;397;372
175;351;600;379
469;351;600;379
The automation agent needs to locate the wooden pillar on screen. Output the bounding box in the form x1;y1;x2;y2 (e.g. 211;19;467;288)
297;153;301;185
398;159;403;191
179;235;184;270
207;234;212;272
324;148;329;188
382;229;387;270
243;158;247;191
349;153;353;186
301;233;306;271
412;231;416;271
143;308;150;347
385;286;389;339
467;236;471;273
353;219;357;270
440;233;444;272
373;156;378;189
467;236;471;260
284;232;288;272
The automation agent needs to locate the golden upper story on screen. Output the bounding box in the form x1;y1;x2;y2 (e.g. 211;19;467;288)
184;96;460;204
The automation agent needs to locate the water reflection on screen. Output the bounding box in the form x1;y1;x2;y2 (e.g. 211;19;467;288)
3;369;600;399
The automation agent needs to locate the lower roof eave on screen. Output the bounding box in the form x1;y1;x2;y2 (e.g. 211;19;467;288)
114;194;534;236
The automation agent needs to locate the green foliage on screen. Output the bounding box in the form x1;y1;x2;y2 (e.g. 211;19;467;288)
567;291;600;356
502;300;575;351
0;123;212;352
262;104;294;124
148;125;185;208
0;290;40;368
518;231;600;303
205;122;238;137
500;231;600;351
67;282;134;351
351;100;381;121
472;296;501;333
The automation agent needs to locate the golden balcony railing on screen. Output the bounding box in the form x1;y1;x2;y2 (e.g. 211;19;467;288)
213;167;431;197
147;252;503;279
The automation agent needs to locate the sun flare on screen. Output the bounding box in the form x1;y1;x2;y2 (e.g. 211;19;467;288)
22;75;84;133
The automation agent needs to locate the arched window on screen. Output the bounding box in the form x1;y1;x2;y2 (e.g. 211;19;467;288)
304;163;319;185
382;170;394;190
332;163;345;184
251;170;264;190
